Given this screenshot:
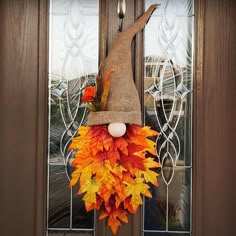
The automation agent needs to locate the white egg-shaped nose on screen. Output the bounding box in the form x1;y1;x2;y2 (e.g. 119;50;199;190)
108;123;127;137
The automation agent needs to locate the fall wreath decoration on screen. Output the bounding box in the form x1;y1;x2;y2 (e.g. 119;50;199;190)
69;4;160;235
69;125;159;234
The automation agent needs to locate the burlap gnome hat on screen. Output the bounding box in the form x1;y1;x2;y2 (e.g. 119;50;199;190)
87;4;158;126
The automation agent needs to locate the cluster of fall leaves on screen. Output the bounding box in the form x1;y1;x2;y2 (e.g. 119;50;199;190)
69;124;160;234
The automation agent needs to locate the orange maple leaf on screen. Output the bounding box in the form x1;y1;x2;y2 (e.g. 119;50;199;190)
123;196;137;214
72;149;93;167
100;207;128;235
107;144;120;168
92;152;107;174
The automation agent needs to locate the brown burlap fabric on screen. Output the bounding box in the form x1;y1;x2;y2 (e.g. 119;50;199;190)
87;4;158;126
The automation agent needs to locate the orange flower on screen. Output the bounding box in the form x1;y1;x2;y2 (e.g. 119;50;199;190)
82;86;96;102
69;124;160;234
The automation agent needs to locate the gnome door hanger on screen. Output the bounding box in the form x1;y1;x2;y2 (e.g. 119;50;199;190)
70;4;160;235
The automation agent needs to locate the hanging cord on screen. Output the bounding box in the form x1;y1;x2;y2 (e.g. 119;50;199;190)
117;0;126;32
118;18;124;32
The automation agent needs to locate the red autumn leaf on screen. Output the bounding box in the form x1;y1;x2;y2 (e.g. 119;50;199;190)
120;153;145;174
128;143;146;154
114;137;128;155
82;86;96;102
119;143;146;172
89;126;113;155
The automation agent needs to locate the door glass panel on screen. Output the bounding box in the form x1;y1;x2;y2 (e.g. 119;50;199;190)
143;0;194;235
48;0;99;234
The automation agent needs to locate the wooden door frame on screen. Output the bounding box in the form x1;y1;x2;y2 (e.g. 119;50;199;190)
192;0;235;235
35;0;48;235
193;0;205;235
35;0;49;236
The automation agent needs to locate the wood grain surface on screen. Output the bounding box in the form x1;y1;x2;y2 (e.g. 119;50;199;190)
193;0;236;236
0;0;42;236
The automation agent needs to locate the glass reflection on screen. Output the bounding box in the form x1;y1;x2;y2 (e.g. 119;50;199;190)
144;0;194;234
48;0;99;231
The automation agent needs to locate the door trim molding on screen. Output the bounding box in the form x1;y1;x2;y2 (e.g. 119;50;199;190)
193;0;205;235
35;0;48;235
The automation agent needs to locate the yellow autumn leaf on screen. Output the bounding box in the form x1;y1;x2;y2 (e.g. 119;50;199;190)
145;139;157;155
95;160;116;188
80;164;92;185
123;178;151;208
70;165;82;187
80;179;101;205
141;169;159;186
142;126;158;137
144;157;160;169
111;164;126;180
78;126;91;136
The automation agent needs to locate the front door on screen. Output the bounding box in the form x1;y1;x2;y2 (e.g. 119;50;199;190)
0;0;235;236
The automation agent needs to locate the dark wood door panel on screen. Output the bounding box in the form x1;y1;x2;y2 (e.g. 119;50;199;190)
0;0;48;236
202;0;235;235
193;0;236;236
0;0;39;235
